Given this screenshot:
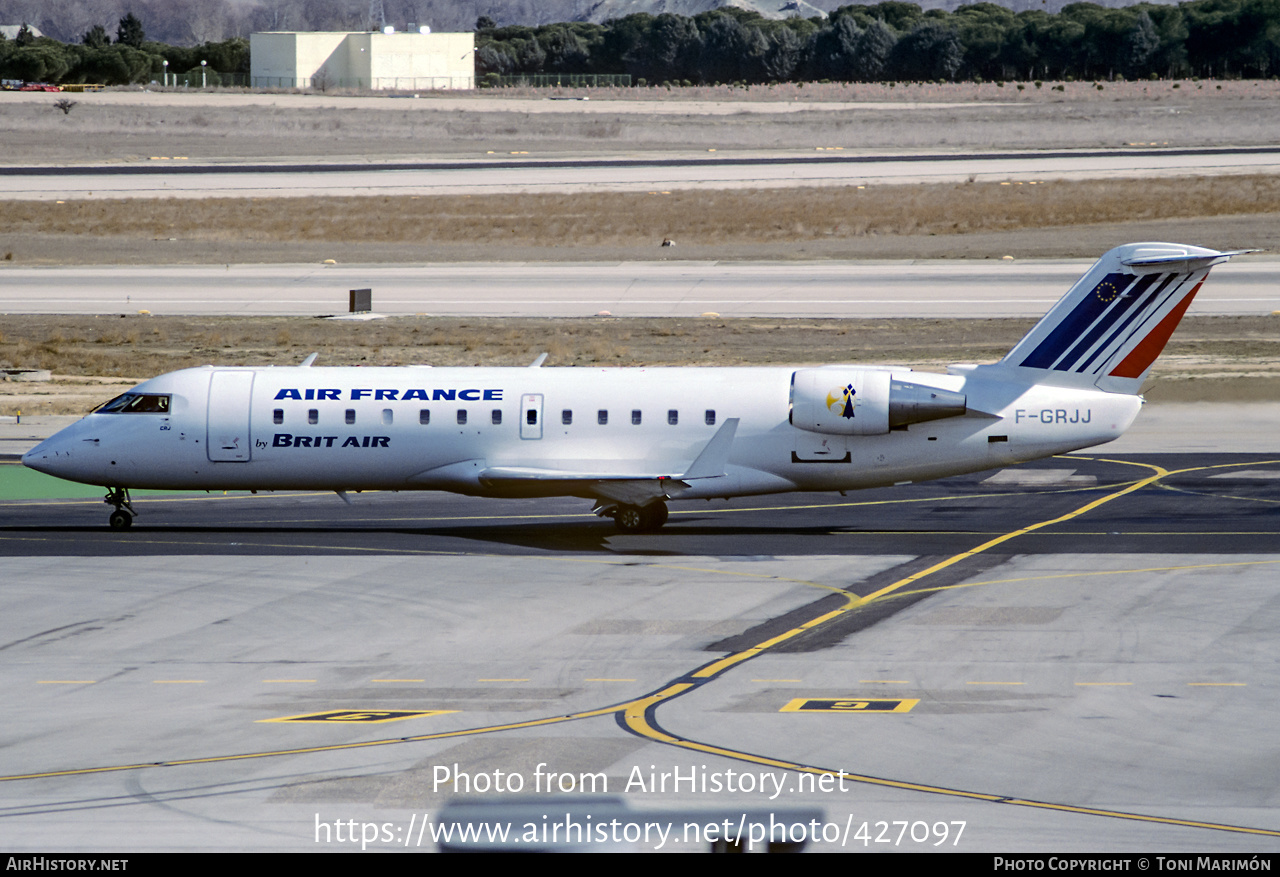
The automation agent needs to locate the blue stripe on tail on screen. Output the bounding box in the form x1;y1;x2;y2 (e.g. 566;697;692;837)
1018;273;1133;370
1074;273;1179;375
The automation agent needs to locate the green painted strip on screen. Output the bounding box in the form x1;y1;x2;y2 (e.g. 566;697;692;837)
0;464;107;500
0;463;216;501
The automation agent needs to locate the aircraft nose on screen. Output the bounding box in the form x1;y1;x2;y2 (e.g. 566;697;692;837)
22;438;64;475
21;434;99;480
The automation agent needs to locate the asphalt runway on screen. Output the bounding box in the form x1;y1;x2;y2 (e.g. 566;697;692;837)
2;452;1279;851
2;257;1276;318
5;147;1280;200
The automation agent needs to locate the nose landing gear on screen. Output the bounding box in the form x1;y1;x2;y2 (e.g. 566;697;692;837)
104;487;136;529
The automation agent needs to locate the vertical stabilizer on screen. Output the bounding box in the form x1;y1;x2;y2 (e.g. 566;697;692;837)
994;243;1244;394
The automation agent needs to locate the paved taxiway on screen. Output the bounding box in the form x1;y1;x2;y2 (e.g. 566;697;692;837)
2;422;1279;849
2;257;1276;317
5;148;1280;200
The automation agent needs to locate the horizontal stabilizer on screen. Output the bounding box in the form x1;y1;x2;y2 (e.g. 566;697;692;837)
1121;249;1256;273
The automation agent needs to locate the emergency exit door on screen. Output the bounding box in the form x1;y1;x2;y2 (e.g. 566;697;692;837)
520;394;543;440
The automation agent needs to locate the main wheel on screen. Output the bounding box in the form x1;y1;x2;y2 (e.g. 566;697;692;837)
614;502;669;533
615;505;646;532
645;503;669;528
108;510;132;529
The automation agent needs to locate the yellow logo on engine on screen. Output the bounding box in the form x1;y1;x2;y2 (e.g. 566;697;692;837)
826;383;857;419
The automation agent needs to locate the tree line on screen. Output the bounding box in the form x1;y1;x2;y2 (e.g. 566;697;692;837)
4;1;1280;87
0;15;248;85
476;1;1280;84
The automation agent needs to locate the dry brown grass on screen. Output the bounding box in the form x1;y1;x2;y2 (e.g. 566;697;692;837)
2;312;1276;393
3;313;1276;414
6;81;1280;168
0;314;1026;381
4;176;1279;248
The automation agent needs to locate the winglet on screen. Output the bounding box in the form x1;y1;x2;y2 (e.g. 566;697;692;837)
300;353;318;367
681;418;739;480
528;353;548;368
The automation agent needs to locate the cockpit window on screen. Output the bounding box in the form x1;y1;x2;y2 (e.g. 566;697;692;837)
95;393;171;414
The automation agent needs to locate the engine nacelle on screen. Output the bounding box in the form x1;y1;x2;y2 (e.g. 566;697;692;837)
790;368;967;436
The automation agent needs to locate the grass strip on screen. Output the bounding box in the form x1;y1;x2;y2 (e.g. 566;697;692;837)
5;176;1280;247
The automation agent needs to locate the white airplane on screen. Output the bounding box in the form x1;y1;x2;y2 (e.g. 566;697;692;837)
23;243;1241;532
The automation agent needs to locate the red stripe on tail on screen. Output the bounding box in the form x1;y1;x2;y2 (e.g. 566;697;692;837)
1108;281;1203;379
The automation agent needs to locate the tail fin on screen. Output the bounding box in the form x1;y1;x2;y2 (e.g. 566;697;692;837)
996;243;1247;394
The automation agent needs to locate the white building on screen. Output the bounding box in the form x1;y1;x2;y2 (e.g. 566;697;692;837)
250;31;474;90
0;24;44;39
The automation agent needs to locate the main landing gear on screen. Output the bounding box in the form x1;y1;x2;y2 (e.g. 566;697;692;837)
104;487;136;529
610;501;669;533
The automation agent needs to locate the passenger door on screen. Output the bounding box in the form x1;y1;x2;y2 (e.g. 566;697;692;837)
207;370;254;462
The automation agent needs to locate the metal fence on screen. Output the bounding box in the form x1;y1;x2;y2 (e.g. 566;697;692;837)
491;73;631;88
166;72;249;88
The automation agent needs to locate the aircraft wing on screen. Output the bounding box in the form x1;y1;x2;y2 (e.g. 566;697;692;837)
477;418;739;506
477;469;688;506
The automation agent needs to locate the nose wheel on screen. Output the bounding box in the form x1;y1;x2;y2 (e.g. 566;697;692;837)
104;487;136;529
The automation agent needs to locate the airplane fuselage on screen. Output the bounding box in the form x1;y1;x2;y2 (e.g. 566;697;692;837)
22;243;1238;531
27;363;1140;498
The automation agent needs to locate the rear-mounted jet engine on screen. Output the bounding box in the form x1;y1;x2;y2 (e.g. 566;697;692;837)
789;368;967;435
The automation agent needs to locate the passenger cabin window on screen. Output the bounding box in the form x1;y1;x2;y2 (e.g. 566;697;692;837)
668;409;679;426
308;409;318;425
598;410;608;425
273;409;284;425
562;409;572;426
95;393;171;414
492;409;502;425
457;410;467;425
345;409;356;425
382;408;393;425
705;410;716;426
631;409;642;426
419;409;430;425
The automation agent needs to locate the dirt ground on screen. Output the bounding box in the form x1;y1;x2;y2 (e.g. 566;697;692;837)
3;178;1280;266
4;81;1280;163
2;313;1276;415
0;84;1275;408
4;213;1280;265
3;83;1279;264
